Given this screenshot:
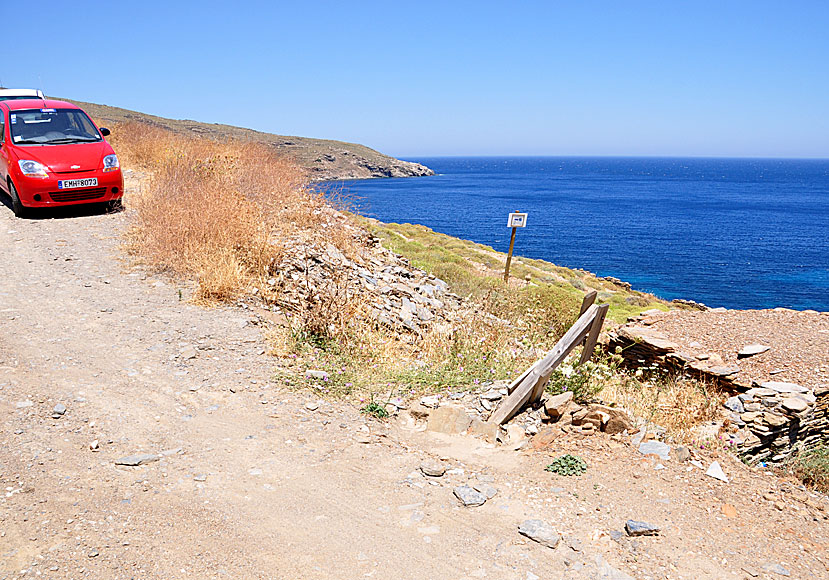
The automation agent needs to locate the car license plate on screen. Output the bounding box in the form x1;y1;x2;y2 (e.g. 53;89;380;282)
58;178;98;189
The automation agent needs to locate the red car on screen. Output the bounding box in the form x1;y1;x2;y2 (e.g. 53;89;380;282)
0;98;123;217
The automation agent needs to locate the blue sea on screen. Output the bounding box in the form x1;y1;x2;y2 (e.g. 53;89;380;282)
334;157;829;311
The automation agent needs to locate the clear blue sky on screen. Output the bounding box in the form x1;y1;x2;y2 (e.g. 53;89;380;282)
5;1;828;157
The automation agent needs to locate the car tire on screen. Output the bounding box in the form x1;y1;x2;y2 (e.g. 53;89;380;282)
8;180;28;218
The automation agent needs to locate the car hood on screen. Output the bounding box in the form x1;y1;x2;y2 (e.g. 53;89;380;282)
16;141;113;173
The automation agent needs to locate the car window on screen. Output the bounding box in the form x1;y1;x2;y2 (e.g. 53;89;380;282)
9;108;102;144
0;110;5;143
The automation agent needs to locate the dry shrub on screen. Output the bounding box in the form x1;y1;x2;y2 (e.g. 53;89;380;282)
600;372;723;441
115;121;345;305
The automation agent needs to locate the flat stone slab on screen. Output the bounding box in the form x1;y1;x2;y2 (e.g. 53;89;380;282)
115;454;160;466
638;441;670;461
419;459;446;477
453;485;487;507
708;365;740;377
705;461;729;483
625;520;660;536
738;344;770;358
518;519;561;548
781;396;810;413
761;381;809;394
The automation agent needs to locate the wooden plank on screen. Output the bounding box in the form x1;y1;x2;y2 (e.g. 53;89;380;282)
579;290;597;317
579;303;609;365
489;304;599;425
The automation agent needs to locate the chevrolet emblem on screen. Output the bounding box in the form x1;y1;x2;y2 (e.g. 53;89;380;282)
71;165;81;169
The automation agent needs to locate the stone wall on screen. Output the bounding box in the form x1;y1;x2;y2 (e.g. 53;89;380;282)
607;325;828;462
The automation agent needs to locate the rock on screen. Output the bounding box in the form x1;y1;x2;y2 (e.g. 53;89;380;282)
673;445;691;462
738;344;770;358
304;401;320;411
180;346;198;359
638;441;670;461
518;519;561;549
708;365;740;377
53;403;67;416
420;395;440;408
721;504;737;518
624;520;660;536
89;439;99;451
503;424;526;445
115;454;160;466
761;563;791;577
705;461;729;483
763;412;788;427
473;483;498;499
427;405;471;434
530;427;561;450
602;408;634;435
543;391;573;420
761;381;808;394
419;459;446;477
453;485;487;507
724;396;744;413
305;370;329;380
15;400;33;409
480;390;502;401
468;418;498;443
781;396;809;413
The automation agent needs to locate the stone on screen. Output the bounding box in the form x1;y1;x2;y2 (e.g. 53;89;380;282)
708;365;740;377
15;400;33;409
603;408;634;435
468;418;498;443
305;370;329;380
721;504;737;518
53;403;67;416
480;389;502;401
673;445;691;462
530;427;561;450
89;440;99;451
763;412;788;427
419;395;440;408
705;461;729;483
115;454;159;466
761;381;808;394
419;459;446;477
543;391;573;420
761;563;791;577
453;485;487;507
638;441;670;461
625;520;660;536
504;424;526;445
472;483;498;499
304;401;320;411
427;405;471;434
781;396;809;413
724;396;744;413
738;344;770;358
180;346;198;359
518;519;561;549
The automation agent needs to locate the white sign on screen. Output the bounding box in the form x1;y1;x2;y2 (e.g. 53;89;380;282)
507;212;528;228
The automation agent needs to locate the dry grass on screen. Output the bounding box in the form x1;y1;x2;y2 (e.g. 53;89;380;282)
600;370;724;442
111;121;345;303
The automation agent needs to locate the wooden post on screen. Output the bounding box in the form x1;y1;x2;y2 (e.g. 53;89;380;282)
579;290;597;318
579;303;609;364
503;226;518;282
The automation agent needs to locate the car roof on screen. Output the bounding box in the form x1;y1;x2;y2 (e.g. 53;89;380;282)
3;99;79;111
0;88;43;97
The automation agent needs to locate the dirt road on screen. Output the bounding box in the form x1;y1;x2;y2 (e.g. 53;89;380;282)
1;198;827;579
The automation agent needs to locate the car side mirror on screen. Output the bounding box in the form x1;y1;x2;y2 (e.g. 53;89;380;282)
99;127;111;137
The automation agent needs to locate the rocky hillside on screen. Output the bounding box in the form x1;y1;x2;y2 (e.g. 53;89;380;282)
59;97;434;181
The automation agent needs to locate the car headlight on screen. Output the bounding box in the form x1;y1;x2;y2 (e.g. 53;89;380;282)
18;160;49;178
102;154;120;172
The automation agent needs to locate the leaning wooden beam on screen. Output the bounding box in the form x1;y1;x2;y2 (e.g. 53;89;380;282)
489;304;601;425
579;303;609;365
579;290;597;317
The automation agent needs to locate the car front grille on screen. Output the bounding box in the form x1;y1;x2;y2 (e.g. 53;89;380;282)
48;187;108;202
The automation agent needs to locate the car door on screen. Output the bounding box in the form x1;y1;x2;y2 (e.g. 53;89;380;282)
0;105;8;192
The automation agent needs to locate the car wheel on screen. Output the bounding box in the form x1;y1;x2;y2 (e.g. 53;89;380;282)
8;181;28;218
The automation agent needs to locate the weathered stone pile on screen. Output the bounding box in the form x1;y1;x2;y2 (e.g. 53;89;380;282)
263;235;464;336
607;313;829;462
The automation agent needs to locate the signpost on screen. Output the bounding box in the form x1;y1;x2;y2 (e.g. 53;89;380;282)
504;211;528;282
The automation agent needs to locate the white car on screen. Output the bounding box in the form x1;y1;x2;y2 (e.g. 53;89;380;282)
0;88;45;101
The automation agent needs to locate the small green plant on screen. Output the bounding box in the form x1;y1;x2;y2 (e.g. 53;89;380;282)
361;394;389;419
546;356;613;403
786;445;829;492
545;454;588;476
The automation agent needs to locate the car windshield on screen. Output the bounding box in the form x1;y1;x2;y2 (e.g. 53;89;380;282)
9;108;102;145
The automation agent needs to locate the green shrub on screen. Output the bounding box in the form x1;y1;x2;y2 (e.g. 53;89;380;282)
786;445;829;492
546;454;588;476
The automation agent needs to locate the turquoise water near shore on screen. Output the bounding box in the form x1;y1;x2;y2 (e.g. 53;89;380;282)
334;157;829;311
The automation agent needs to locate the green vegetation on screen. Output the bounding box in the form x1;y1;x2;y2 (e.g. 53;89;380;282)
361;394;390;419
546;454;588;476
786;445;829;493
546;355;614;403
